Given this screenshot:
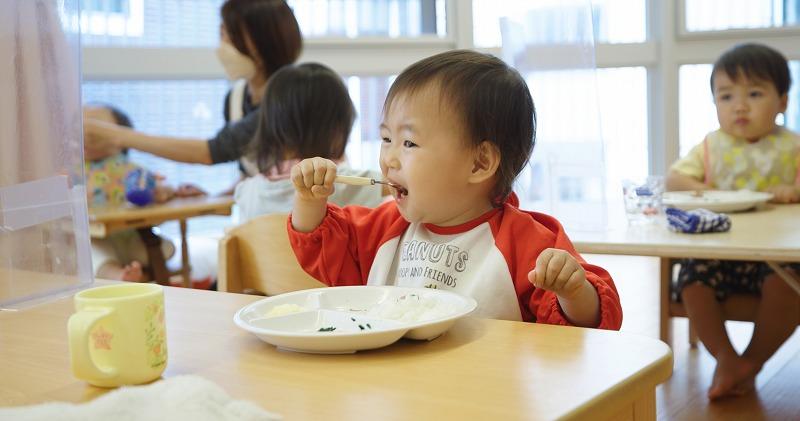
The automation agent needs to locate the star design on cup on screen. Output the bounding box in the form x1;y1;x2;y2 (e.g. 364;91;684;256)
91;326;113;350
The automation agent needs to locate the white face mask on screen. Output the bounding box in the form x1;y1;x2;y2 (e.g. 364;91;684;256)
216;41;257;81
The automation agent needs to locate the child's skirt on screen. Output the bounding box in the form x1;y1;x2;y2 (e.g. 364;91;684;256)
673;259;800;301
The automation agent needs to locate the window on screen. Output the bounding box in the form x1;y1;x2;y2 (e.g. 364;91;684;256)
289;0;447;38
471;0;649;226
472;0;646;48
514;67;647;228
343;75;394;171
683;0;800;32
80;0;448;45
80;0;222;46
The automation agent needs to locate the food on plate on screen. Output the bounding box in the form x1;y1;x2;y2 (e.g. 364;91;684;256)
265;303;307;318
369;293;456;323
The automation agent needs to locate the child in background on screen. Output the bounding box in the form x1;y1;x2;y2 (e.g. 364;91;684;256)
84;105;183;282
287;50;622;329
234;62;388;223
666;43;800;400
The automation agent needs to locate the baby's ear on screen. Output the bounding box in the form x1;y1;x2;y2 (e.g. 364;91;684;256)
468;141;500;184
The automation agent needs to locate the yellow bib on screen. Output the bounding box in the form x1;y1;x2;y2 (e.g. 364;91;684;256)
704;128;800;191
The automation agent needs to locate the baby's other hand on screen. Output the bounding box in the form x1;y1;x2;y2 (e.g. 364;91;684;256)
766;185;800;204
175;183;207;197
291;157;337;201
528;248;589;300
152;185;175;203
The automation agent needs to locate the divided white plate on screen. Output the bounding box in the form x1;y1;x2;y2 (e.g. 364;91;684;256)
234;286;478;354
663;190;773;212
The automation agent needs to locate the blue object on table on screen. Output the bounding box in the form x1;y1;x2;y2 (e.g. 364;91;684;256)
125;168;156;207
665;207;731;233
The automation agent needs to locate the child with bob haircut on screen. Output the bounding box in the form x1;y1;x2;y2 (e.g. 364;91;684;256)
287;50;622;329
234;62;387;222
667;43;800;400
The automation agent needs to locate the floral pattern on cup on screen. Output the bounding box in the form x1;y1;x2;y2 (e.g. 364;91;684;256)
144;301;167;369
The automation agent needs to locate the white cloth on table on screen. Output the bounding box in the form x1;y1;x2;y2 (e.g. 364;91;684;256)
0;375;281;421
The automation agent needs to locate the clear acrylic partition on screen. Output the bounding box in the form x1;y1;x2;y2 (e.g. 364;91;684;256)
0;0;91;309
500;0;608;231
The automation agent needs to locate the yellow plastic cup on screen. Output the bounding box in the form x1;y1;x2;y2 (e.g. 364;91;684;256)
68;283;167;387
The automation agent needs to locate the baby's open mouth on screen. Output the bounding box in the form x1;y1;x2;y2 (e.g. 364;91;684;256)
386;181;408;198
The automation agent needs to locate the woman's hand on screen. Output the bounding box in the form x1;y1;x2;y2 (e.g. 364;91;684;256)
83;119;124;160
291;157;337;202
766;185;800;204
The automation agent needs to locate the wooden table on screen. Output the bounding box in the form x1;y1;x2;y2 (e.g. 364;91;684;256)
0;284;673;421
89;196;233;286
569;203;800;342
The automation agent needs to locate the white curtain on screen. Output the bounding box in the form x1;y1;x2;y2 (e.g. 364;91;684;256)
501;0;608;231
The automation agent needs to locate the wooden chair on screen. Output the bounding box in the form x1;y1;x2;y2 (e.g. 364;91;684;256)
218;213;325;295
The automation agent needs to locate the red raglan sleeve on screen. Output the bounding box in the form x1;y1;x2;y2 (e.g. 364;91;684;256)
287;202;407;286
496;206;623;330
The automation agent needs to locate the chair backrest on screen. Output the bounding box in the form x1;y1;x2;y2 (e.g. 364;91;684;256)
218;213;325;295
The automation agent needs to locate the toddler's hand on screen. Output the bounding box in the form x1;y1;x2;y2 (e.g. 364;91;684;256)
766;185;800;204
528;248;589;300
291;158;337;201
175;183;207;197
152;185;175;203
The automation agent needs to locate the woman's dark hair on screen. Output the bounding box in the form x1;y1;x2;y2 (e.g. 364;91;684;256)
221;0;302;78
254;63;356;172
384;50;536;207
711;43;791;96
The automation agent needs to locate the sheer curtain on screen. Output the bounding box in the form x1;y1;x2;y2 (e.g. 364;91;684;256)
500;0;607;230
0;0;90;308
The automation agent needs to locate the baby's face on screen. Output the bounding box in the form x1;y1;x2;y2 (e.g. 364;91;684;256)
83;106;122;160
379;85;494;226
712;71;787;142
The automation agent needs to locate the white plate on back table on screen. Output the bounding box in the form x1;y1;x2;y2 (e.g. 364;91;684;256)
663;190;773;212
234;286;478;354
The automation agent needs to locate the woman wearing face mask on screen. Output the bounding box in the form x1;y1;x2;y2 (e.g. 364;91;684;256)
83;0;302;176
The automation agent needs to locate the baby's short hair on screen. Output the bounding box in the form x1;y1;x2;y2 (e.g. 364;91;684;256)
383;50;536;206
711;43;791;96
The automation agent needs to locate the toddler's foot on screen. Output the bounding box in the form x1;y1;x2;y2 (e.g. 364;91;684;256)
120;261;143;282
708;355;760;400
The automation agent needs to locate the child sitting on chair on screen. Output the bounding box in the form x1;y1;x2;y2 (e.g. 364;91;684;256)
84;105;194;282
234;62;389;223
287;50;622;329
666;43;800;400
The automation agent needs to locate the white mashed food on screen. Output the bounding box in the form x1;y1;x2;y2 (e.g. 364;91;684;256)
265;303;307;318
369;294;455;323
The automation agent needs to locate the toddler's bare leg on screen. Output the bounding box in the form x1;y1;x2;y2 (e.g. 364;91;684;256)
681;283;745;399
741;271;800;383
97;260;143;282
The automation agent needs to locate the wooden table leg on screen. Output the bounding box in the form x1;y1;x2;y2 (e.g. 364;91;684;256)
659;257;672;345
766;261;800;296
632;389;656;421
179;219;191;288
